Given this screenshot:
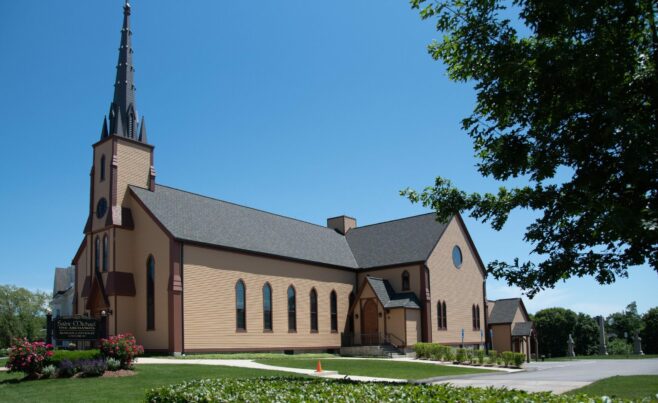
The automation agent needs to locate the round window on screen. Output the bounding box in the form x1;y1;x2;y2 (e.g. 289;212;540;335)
96;198;108;219
452;245;463;268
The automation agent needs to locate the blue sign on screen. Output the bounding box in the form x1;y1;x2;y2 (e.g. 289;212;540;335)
461;328;464;342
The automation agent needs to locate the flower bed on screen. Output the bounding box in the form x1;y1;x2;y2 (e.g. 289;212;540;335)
145;377;626;402
414;342;526;368
100;333;144;369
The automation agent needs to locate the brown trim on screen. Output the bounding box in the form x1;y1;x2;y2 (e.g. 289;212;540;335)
146;255;156;331
403;308;408;346
72;238;87;266
113;228;117;336
287;284;297;332
329;289;338;333
419;265;431;342
168;239;183;353
358;261;426;273
106;271;136;296
262;281;273;332
235;278;246;332
309;287;318;333
184;346;341;353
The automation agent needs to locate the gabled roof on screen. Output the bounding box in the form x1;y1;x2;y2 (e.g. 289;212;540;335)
512;322;534;336
53;267;74;295
130;184;453;270
488;298;528;324
346;214;449;269
366;276;421;309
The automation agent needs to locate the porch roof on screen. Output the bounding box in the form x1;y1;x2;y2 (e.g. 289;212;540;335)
366;276;421;309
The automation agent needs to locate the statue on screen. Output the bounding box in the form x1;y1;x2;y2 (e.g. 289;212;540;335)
633;332;645;355
567;334;576;357
596;316;608;355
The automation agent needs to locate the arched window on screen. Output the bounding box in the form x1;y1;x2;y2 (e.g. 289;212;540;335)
94;236;100;272
310;288;318;333
146;255;155;330
442;301;447;329
472;305;477;330
100;155;106;181
263;283;272;331
287;285;296;332
476;305;481;330
402;270;410;291
102;235;109;272
236;280;246;331
437;300;445;330
330;290;338;332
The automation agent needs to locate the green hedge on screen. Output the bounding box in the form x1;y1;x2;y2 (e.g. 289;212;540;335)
49;349;101;366
145;377;627;402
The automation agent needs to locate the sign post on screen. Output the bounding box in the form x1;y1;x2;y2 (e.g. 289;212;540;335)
461;328;464;347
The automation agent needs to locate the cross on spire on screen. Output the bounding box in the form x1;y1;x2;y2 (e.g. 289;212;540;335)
102;0;147;143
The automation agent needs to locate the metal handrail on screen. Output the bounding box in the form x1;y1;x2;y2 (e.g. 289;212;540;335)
385;333;405;349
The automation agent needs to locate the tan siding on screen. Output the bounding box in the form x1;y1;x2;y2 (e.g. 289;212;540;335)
183;246;355;350
357;265;420;296
405;309;421;346
427;218;486;345
513;306;528;324
491;324;511;352
387;308;405;345
115;140;150;207
91;141;113;232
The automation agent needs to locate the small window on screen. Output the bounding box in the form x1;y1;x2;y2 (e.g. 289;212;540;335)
263;283;272;331
437;300;447;330
310;288;318;333
146;255;155;330
402;270;410;291
476;305;481;330
94;236;100;272
236;280;246;331
287;285;296;332
472;305;477;330
330;290;338;332
452;246;463;268
102;235;109;272
100;155;106;181
442;301;447;329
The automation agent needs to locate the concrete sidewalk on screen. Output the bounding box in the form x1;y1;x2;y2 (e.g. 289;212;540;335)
136;357;405;383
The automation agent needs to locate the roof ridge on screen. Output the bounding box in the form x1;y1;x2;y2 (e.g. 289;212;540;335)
137;184;343;233
349;212;440;231
493;298;522;302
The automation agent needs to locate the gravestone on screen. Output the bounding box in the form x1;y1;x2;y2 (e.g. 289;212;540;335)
633;332;644;355
567;334;576;357
596;315;608;355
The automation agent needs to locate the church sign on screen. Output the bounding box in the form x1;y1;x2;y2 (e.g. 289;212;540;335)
54;318;99;340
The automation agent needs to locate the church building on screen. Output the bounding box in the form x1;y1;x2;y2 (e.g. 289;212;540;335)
71;2;491;355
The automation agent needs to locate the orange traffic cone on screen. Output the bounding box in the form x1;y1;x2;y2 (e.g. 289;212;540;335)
315;360;323;373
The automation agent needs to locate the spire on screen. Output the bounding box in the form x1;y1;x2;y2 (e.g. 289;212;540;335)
108;0;142;142
138;116;147;142
101;116;109;139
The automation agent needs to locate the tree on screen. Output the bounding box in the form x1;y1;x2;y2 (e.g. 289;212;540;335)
572;313;599;355
606;301;643;343
534;308;578;357
404;0;658;296
641;307;658;353
0;285;50;348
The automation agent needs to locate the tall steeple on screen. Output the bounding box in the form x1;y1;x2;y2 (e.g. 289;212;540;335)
104;0;147;142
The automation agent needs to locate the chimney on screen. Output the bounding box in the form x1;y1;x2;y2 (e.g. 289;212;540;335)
327;215;357;235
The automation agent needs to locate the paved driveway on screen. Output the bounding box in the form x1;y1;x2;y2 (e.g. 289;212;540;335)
426;358;658;394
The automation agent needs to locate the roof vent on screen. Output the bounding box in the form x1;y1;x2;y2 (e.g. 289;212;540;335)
327;215;356;235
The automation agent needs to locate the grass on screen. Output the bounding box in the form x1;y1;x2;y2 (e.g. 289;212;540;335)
545;354;658;361
567;375;658;400
0;364;305;402
254;358;494;380
178;352;337;360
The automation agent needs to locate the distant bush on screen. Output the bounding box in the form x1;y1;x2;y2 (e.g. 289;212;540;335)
414;343;429;359
145;377;612;402
475;349;485;365
455;348;467;363
444;348;455;362
501;351;515;367
607;338;632;355
512;352;526;367
487;349;498;365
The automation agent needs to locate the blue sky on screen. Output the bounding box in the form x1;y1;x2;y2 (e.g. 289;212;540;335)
0;1;655;316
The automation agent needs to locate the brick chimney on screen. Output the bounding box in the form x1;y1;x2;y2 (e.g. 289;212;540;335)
327;215;357;235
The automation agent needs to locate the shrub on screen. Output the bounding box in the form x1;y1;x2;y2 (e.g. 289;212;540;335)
512;352;526;367
455;348;467;363
475;349;485;365
607;338;632;355
76;358;107;377
41;364;57;379
49;349;101;367
6;338;54;376
501;351;515;367
145;377;611;402
487;350;498;365
438;345;451;361
414;342;427;359
100;333;144;369
106;357;121;371
444;348;455;362
57;360;77;378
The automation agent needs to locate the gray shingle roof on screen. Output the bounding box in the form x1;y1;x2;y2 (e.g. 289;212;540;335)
512;321;534;336
366;276;421;309
488;298;522;324
346;213;449;268
130;185;451;270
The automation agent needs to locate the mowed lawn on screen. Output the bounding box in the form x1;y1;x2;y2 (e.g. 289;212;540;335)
567;375;658;401
255;358;494;380
0;364;305;402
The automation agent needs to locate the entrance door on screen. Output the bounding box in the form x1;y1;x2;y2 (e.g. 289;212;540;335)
361;299;379;345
